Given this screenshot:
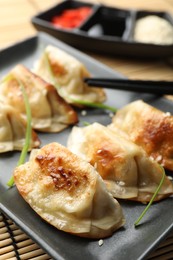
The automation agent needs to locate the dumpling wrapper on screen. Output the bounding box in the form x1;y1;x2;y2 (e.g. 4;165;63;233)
0;64;78;132
67;123;173;203
33;45;106;105
14;142;125;239
109;100;173;171
0;100;40;153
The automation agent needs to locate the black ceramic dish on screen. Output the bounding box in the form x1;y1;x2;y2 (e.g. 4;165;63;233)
31;0;173;58
1;32;173;260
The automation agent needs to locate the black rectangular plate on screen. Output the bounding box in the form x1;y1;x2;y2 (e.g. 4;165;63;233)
0;32;173;260
31;0;173;58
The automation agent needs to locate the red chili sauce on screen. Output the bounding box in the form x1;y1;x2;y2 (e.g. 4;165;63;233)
51;7;92;29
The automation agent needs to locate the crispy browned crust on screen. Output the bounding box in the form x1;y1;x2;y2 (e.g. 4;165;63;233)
14;142;93;198
134;112;173;170
112;100;173;171
34;143;90;194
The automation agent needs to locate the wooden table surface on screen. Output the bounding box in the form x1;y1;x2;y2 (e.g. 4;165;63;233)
1;0;173;260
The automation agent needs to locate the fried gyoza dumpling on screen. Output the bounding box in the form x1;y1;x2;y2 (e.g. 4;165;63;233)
67;123;173;203
0;100;40;153
109;100;173;171
33;45;106;105
0;64;78;132
14;142;125;239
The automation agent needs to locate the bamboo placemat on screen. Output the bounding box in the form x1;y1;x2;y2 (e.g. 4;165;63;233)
0;213;52;260
1;212;173;260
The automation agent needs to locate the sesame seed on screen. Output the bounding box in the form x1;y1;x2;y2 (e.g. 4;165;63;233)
81;110;87;116
155;155;162;162
165;112;171;116
98;239;104;246
168;176;173;181
109;112;114;118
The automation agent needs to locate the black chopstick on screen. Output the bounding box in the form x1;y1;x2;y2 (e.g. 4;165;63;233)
84;78;173;95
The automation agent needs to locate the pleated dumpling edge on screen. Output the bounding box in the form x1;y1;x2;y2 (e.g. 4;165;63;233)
14;142;125;239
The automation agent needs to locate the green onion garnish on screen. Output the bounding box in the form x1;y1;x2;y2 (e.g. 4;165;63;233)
82;121;90;126
71;99;117;112
1;74;14;84
134;166;165;226
7;81;32;187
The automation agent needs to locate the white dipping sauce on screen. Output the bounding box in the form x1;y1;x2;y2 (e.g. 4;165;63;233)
134;15;173;45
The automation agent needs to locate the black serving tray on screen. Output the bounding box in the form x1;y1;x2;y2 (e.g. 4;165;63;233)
1;32;173;260
31;0;173;58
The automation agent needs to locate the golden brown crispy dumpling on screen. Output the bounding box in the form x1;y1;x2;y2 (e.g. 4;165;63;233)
0;64;78;132
67;123;173;203
0;100;40;153
109;100;173;171
33;45;106;105
14;142;125;239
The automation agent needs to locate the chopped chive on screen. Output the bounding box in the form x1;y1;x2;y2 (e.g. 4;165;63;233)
7;80;32;188
71;99;117;112
82;121;90;126
134;166;165;226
